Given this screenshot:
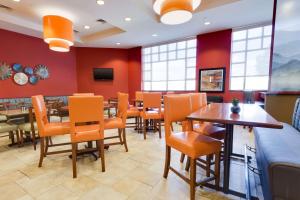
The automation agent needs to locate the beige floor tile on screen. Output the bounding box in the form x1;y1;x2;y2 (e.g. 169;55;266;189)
0;182;27;200
78;184;128;200
35;185;79;200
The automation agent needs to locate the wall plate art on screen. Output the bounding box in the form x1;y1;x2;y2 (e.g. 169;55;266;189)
35;64;49;79
0;62;13;80
24;66;34;75
12;63;23;72
14;72;28;85
29;75;38;85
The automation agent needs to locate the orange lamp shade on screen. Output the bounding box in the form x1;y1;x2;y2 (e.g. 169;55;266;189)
43;15;74;52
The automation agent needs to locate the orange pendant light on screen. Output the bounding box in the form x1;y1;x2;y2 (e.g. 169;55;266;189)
43;15;74;52
153;0;202;25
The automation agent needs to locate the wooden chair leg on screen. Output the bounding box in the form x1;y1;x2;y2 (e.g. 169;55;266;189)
44;137;49;157
16;130;20;147
180;153;185;163
143;119;147;140
158;120;162;139
9;131;14;144
163;145;171;178
38;137;45;167
32;130;36;150
185;157;191;171
72;143;77;178
122;128;128;152
49;137;53;145
118;128;123;144
206;154;212;177
190;158;196;200
214;152;221;190
19;130;24;147
99;139;105;172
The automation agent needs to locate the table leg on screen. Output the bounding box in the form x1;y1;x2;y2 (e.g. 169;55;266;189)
223;124;234;194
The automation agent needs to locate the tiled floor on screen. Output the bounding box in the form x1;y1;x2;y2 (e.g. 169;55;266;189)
0;121;260;200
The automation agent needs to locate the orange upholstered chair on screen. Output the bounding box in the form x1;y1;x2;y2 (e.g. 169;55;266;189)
163;94;222;200
73;93;95;96
68;96;105;178
141;92;163;140
32;95;70;168
104;92;129;152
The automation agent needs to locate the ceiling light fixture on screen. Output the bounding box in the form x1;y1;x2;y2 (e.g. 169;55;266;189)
204;21;210;25
116;43;121;45
13;0;21;2
96;0;105;5
152;34;158;37
124;17;132;22
153;0;202;25
84;25;90;29
43;15;74;52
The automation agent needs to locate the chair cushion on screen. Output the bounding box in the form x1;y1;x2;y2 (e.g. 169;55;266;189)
0;115;7;122
0;123;18;133
141;110;163;120
43;122;70;136
167;131;222;159
292;98;300;132
104;118;124;129
18;122;37;132
193;122;225;140
72;124;103;143
127;107;140;117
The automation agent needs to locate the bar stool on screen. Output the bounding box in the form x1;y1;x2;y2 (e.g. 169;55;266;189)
163;94;222;200
68;96;105;178
32;95;71;167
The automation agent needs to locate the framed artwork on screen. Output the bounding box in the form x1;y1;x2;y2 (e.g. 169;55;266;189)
199;68;225;92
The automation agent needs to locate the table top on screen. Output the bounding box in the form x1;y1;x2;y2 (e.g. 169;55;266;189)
61;103;115;111
0;109;29;117
187;103;283;129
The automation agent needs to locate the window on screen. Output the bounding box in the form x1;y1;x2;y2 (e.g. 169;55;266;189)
230;25;272;91
142;38;197;91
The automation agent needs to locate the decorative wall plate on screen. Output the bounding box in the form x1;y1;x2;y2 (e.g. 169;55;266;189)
29;75;38;85
35;64;49;79
14;72;28;85
24;66;34;75
0;62;13;80
12;63;22;72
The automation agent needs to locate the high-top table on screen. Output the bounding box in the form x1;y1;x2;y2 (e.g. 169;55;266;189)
187;103;283;197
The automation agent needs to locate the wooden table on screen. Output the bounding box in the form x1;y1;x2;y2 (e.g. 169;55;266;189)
187;103;283;197
0;109;29;119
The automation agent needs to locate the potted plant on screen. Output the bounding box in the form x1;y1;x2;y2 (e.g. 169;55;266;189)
231;98;241;114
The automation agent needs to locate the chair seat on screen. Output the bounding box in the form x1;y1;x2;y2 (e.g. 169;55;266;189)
18;122;38;132
167;131;222;159
72;124;103;143
104;118;123;129
193;122;225;140
141;110;163;119
0;123;18;133
44;122;70;136
0;115;7;122
127;107;140;117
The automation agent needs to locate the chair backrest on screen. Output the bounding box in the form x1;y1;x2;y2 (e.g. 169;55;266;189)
68;96;104;140
32;95;49;136
143;92;162;112
73;93;95;96
117;92;128;124
189;93;207;112
200;92;207;107
292;98;300;131
135;91;143;101
164;94;192;139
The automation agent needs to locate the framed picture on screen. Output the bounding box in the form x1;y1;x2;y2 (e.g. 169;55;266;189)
199;68;225;92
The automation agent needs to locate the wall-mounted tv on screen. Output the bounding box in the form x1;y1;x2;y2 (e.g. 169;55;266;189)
93;68;114;80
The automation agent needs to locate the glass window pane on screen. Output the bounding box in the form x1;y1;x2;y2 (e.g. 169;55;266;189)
246;49;270;76
159;45;167;52
168;60;186;80
177;41;186;49
144;71;151;81
144;63;151;70
168;81;185;91
152;81;167;91
152;62;167;81
245;76;269;90
231;63;245;76
230;77;244;90
144;82;151;90
144;55;151;63
232;52;245;63
168;43;176;51
168;51;176;60
187;68;196;79
248;27;262;38
143;48;151;54
264;25;272;36
152;54;158;62
187;58;196;67
151;46;158;53
232;41;246;52
187;39;197;48
160;53;167;61
233;30;246;41
187;48;196;58
186;80;196;90
177;50;186;59
247;38;262;50
263;37;271;48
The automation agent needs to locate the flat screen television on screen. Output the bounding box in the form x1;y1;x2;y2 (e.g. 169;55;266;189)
93;68;114;80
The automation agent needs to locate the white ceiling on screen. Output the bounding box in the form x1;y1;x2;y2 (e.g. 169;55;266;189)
0;0;274;49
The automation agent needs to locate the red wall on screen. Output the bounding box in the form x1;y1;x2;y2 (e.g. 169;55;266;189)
0;28;77;98
76;47;129;100
128;47;142;102
197;29;244;102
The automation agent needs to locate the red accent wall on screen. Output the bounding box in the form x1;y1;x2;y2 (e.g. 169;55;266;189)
197;29;244;102
0;28;77;98
76;47;129;100
128;47;142;102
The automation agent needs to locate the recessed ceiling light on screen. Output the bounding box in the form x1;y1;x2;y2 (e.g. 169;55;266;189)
84;25;90;29
124;17;132;22
204;21;211;25
152;34;158;37
116;42;121;45
13;0;21;2
96;0;104;5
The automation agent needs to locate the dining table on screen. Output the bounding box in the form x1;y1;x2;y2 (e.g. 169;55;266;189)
186;103;283;198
